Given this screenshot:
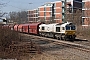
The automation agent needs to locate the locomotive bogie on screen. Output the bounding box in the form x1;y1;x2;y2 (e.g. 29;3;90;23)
39;32;55;38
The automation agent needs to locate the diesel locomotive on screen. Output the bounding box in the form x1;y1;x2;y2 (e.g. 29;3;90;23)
39;22;76;41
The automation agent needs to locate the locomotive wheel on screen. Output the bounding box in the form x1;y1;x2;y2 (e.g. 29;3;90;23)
64;37;66;41
57;36;62;40
68;36;75;42
63;35;67;41
71;36;75;42
59;35;62;40
57;37;60;40
60;37;62;40
39;33;42;37
53;36;55;39
61;35;66;41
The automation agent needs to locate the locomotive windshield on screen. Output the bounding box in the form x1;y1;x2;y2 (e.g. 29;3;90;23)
66;25;75;30
56;27;60;32
71;25;75;30
66;26;70;30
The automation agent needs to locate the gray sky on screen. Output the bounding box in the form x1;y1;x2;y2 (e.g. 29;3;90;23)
1;0;57;13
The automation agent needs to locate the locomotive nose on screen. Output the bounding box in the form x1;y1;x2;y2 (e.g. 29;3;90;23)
65;30;76;35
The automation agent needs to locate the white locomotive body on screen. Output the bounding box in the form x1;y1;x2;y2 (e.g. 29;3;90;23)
39;22;76;41
39;23;58;37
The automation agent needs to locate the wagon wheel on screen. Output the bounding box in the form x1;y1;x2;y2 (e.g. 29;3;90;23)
39;33;42;37
57;37;60;40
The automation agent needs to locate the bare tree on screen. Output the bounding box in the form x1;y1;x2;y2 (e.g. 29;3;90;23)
0;2;7;17
9;11;28;24
66;5;82;26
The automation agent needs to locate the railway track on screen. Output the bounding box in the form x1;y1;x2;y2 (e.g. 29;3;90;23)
20;33;90;59
21;33;90;52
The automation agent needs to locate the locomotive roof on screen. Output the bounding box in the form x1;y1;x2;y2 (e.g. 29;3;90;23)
56;23;64;25
56;22;73;27
40;22;73;26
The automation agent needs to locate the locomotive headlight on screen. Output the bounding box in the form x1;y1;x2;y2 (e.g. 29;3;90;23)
65;32;67;35
71;31;76;35
73;31;76;34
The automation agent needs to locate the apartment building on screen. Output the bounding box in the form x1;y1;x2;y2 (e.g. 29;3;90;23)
54;1;63;23
27;0;82;24
38;6;46;23
38;1;65;23
27;10;34;22
38;2;54;23
82;0;90;26
54;0;82;23
27;9;38;22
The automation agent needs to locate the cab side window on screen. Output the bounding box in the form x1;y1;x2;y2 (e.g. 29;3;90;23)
56;27;60;32
62;27;65;30
42;27;45;30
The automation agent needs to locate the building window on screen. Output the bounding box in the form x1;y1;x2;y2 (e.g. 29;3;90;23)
62;8;65;13
44;7;46;11
82;18;85;25
75;0;82;2
82;2;85;8
54;9;56;13
36;14;38;17
62;14;65;19
38;8;40;11
54;3;56;7
36;10;38;13
48;4;51;6
52;3;54;13
62;1;65;7
49;12;52;16
38;13;39;16
46;3;52;6
50;7;52;11
82;10;85;17
44;17;45;20
44;12;46;16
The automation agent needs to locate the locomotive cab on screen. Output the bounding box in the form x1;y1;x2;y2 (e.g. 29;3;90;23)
65;23;76;35
55;22;76;41
65;23;76;40
64;23;76;41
